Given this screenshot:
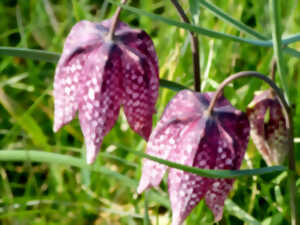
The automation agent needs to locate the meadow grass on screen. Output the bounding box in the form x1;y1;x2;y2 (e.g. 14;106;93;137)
0;0;299;224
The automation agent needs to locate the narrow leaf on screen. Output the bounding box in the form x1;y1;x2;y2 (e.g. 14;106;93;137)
225;199;261;225
0;150;169;207
0;47;60;63
115;144;286;178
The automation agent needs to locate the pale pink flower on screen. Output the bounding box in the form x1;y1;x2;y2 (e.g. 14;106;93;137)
138;90;249;225
53;19;159;164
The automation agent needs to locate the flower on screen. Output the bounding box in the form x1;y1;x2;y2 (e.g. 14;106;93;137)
53;19;159;164
137;90;249;225
247;90;288;166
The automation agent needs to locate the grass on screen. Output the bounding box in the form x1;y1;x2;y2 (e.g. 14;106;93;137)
0;0;299;224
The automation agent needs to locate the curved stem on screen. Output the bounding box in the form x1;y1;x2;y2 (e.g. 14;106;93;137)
206;71;297;225
206;71;288;116
170;0;201;92
106;0;128;41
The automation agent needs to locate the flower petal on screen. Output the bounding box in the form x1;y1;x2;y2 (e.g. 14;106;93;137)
168;120;219;225
121;48;159;140
137;120;185;193
137;90;204;193
59;21;104;64
204;125;237;222
217;111;250;167
79;44;123;164
53;21;104;132
119;30;159;76
53;51;87;132
204;105;249;221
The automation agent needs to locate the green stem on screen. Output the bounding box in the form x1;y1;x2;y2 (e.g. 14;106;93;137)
170;0;201;92
269;0;290;104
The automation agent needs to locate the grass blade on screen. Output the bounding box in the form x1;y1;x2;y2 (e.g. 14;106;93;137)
0;150;286;180
159;79;188;91
0;150;168;207
0;47;60;63
105;0;271;46
115;144;286;178
225;199;261;225
196;0;266;40
269;0;289;103
0;88;49;150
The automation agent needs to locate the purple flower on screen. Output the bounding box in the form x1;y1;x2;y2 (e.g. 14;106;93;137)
53;19;159;164
247;90;288;166
137;90;249;225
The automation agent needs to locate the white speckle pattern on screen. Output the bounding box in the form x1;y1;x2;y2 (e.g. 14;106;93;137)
137;90;206;193
78;45;122;164
137;90;250;225
53;19;159;164
53;52;87;132
121;47;159;140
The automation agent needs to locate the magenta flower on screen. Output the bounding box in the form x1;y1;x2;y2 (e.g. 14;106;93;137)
137;90;249;225
53;19;159;164
247;90;288;165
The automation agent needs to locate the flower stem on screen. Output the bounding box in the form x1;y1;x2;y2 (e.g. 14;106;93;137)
106;0;128;41
269;0;290;104
170;0;201;92
206;71;297;225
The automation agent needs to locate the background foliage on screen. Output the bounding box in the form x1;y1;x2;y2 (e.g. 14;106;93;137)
0;0;299;224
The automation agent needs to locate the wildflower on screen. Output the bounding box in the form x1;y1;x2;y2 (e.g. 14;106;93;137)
137;90;249;225
247;90;288;165
53;19;159;164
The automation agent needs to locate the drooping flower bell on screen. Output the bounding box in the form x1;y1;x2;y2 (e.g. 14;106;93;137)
247;90;288;166
137;90;250;225
53;19;159;164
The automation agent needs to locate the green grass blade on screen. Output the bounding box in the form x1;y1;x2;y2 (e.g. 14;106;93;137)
225;199;261;225
196;0;267;40
159;79;188;91
0;150;135;187
106;0;300;52
0;150;286;179
105;0;271;46
143;191;152;225
1;90;49;147
0;89;49;150
282;34;300;45
0;47;60;63
283;47;300;58
115;144;286;178
0;150;169;207
269;0;289;103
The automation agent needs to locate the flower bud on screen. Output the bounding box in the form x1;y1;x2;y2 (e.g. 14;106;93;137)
247;90;288;166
